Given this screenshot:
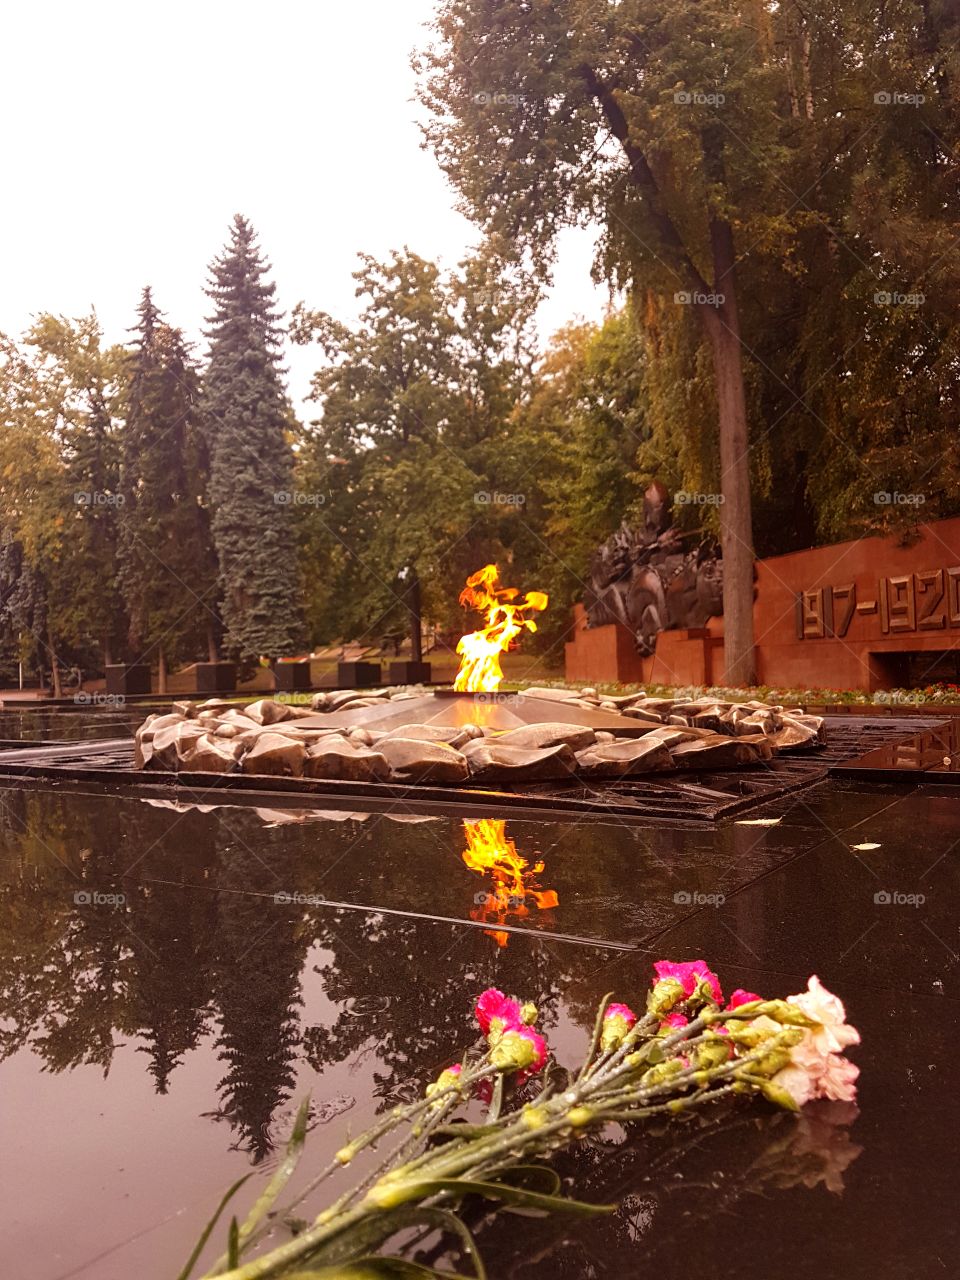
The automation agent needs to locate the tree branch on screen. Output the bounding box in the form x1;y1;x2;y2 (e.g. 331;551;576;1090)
578;63;710;294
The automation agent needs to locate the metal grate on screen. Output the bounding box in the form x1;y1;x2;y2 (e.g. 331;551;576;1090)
0;716;943;826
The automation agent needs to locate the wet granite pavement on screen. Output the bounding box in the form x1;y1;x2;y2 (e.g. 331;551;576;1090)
0;774;957;1280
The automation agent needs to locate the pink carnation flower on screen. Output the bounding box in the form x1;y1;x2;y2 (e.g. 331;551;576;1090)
773;1063;815;1108
787;975;860;1056
769;977;861;1106
727;988;761;1010
517;1025;548;1075
817;1053;860;1102
653;959;723;1004
475;988;522;1037
490;1025;548;1084
601;1002;638;1051
660;1012;690;1031
605;1001;637;1027
774;1046;860;1106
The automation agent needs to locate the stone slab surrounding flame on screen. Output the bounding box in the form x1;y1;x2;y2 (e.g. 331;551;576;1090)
461;740;578;781
575;737;675;777
491;722;597;752
304;737;391;782
376;737;471;784
133;685;825;785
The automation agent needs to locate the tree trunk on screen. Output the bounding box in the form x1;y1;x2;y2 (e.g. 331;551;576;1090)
702;310;757;686
207;621;219;664
49;631;62;699
701;126;757;687
584;72;758;685
158;646;168;696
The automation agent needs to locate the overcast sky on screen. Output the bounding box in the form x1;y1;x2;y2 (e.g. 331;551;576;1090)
1;0;610;408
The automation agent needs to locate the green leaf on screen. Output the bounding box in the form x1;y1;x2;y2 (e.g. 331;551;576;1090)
493;1165;562;1197
484;1074;504;1124
380;1178;615;1218
207;1097;312;1275
308;1204;485;1279
228;1216;240;1270
174;1174;254;1280
403;1206;486;1280
237;1097;311;1247
283;1259;474;1277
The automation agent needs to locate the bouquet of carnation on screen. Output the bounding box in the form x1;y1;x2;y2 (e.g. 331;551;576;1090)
182;959;859;1279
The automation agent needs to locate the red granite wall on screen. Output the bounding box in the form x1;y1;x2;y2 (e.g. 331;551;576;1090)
754;516;960;690
564;517;960;690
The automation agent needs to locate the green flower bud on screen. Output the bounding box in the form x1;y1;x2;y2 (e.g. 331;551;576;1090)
758;1078;800;1111
646;977;685;1016
697;1040;731;1070
522;1105;548;1130
567;1106;593;1129
490;1029;536;1073
755;1049;794;1076
641;1058;685;1088
750;1000;813;1026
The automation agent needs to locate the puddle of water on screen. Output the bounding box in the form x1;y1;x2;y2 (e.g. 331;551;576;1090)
0;781;956;1279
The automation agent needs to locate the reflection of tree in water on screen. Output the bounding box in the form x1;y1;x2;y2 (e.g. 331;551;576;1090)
0;795;665;1163
118;802;220;1093
299;903;600;1109
0;791;312;1161
0;788;136;1074
211;831;309;1162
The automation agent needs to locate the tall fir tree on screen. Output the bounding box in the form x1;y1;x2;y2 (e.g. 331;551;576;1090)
118;288;217;691
202;216;302;662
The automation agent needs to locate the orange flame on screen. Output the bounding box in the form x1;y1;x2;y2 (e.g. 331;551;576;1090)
453;564;548;693
461;818;558;947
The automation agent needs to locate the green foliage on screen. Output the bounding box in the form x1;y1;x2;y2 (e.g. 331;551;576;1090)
0;312;126;680
203;215;303;661
512;313;649;649
417;0;960;555
291;248;539;647
118;287;218;668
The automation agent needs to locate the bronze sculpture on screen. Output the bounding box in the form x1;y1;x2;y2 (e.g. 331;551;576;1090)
584;483;724;655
